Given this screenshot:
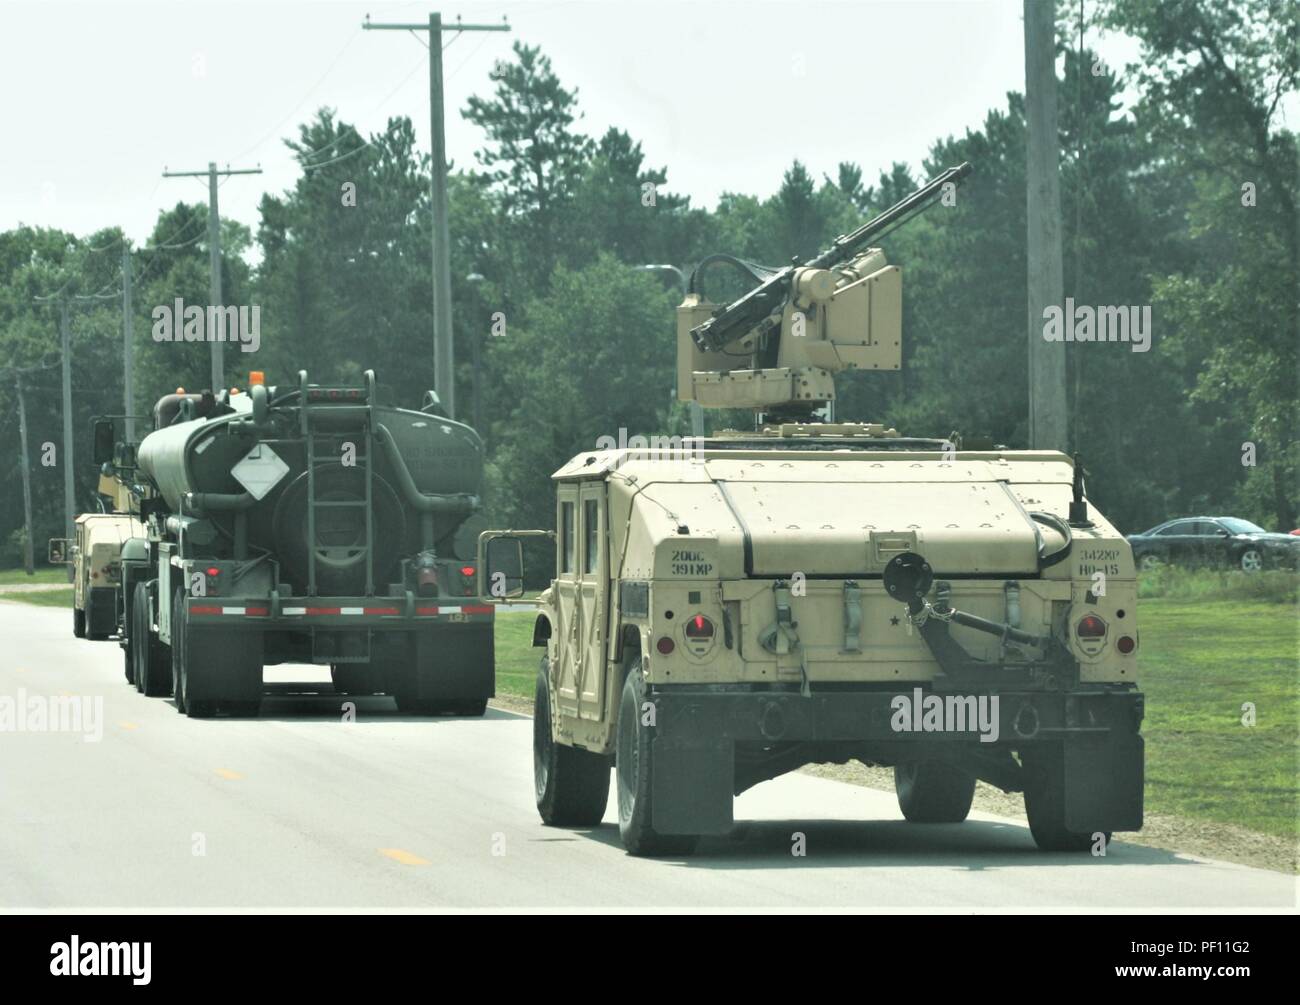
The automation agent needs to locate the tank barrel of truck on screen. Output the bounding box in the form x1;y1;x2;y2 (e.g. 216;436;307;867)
689;161;972;352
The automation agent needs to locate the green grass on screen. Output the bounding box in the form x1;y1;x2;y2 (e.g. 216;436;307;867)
1138;566;1298;604
0;567;66;585
496;610;541;700
0;588;74;607
495;596;1299;839
1136;598;1298;839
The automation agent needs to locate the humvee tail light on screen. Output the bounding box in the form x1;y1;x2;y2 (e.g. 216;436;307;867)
1117;635;1136;654
249;371;265;385
684;615;714;639
656;636;675;655
460;566;475;577
1076;614;1106;639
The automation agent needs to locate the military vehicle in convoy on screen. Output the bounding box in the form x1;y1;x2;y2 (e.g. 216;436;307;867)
100;369;494;717
49;508;145;641
481;163;1145;855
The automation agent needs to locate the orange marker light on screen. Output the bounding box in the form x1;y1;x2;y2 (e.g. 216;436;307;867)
249;371;265;386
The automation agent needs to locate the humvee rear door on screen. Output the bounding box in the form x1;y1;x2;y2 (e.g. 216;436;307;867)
576;483;607;722
552;489;581;716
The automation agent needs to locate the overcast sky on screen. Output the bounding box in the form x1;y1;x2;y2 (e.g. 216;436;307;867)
2;0;1280;254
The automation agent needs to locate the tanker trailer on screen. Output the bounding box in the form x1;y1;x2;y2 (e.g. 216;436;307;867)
111;369;493;718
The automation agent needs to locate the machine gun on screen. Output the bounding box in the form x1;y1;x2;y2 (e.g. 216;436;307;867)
677;162;972;420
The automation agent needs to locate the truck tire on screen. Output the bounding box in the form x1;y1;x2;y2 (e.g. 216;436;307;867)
73;607;86;639
534;658;609;826
616;661;698;857
132;581;172;697
172;588;214;718
894;760;976;823
1022;744;1110;852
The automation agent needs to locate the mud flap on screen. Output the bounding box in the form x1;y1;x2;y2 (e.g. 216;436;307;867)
651;739;734;835
87;587;117;637
1064;732;1144;833
405;624;495;701
186;628;263;704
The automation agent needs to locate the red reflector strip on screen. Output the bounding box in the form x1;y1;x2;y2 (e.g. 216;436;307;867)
416;606;439;615
463;605;493;615
245;606;269;616
364;607;401;615
190;605;222;616
305;607;341;616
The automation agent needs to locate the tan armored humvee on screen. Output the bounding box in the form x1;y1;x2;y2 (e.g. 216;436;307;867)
49;505;145;641
481;163;1143;856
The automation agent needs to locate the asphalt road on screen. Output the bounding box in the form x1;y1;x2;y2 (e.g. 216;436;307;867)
1;600;1294;910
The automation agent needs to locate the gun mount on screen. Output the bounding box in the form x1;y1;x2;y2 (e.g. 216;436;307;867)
677;162;971;421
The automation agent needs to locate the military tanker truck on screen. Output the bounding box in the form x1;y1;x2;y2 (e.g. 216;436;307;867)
481;163;1144;856
100;369;494;717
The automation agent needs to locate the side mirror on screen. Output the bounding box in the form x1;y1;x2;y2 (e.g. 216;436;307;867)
47;538;70;564
483;536;525;599
92;418;116;466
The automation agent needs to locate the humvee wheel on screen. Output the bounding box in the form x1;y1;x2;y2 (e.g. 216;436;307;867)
534;659;609;826
616;662;699;857
894;760;976;823
73;607;86;639
1022;744;1110;852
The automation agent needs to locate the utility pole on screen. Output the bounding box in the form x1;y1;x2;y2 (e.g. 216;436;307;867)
1024;0;1068;451
122;246;135;442
14;375;35;575
162;162;262;393
364;12;511;421
34;290;119;539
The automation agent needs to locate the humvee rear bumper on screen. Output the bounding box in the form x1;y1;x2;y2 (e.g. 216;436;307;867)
645;684;1144;837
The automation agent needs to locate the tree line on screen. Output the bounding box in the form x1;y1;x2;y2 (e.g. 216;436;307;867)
0;0;1295;567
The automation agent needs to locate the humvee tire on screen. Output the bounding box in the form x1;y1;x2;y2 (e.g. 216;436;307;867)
616;661;699;857
73;607;86;639
534;660;610;826
894;760;976;823
1022;744;1110;852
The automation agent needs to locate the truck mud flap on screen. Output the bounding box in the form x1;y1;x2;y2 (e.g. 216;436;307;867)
87;587;118;638
651;739;734;835
1064;732;1144;833
185;629;264;704
404;623;495;701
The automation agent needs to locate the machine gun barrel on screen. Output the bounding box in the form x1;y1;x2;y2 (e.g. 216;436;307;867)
690;162;972;352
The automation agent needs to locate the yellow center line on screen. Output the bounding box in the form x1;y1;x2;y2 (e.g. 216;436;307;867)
214;768;243;780
379;847;430;866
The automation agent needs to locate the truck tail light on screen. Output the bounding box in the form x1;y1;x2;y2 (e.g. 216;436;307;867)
656;636;675;655
1117;635;1136;654
1076;614;1107;639
684;614;714;639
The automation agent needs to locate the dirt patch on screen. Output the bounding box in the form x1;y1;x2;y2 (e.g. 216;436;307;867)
800;761;1298;875
489;693;534;716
